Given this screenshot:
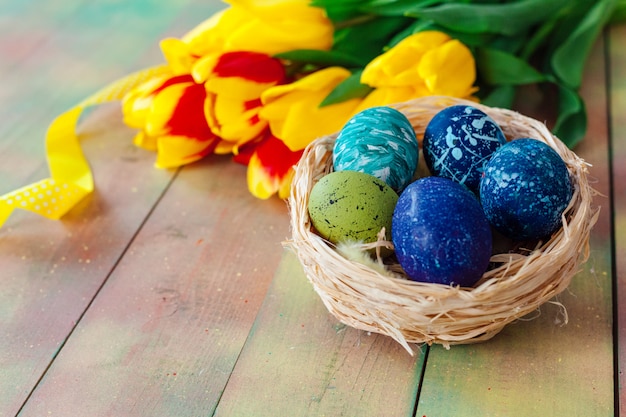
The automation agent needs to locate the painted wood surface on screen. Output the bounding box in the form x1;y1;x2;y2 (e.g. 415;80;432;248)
0;104;175;417
0;1;623;416
0;1;226;416
214;251;426;417
608;23;626;417
17;156;290;416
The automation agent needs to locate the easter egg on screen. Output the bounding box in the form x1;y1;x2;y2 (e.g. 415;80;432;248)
480;138;573;241
392;176;492;287
333;106;418;192
423;105;506;193
308;170;398;245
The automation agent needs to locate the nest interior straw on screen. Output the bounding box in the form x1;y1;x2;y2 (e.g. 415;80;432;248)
285;96;598;355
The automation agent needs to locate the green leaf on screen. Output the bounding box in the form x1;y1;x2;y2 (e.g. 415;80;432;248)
333;16;413;63
479;85;517;109
385;19;438;47
358;0;445;16
552;84;587;148
518;12;562;60
485;32;530;55
476;48;546;86
404;0;570;36
609;0;626;22
319;70;373;107
274;49;368;68
550;0;616;89
310;0;366;22
542;1;596;51
386;19;494;49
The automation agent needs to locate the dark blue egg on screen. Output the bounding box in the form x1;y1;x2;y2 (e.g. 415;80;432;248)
423;105;506;193
391;176;492;287
479;138;573;241
333;106;418;192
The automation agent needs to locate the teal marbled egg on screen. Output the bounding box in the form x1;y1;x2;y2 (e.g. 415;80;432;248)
333;106;419;192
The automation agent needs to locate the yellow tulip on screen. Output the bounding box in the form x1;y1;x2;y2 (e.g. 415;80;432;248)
202;51;286;153
360;31;477;108
160;0;333;75
259;67;363;152
122;74;218;168
220;0;333;55
243;134;303;199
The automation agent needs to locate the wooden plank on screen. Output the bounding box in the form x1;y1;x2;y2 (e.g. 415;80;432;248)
0;107;176;417
608;23;626;417
415;35;615;417
214;251;426;417
16;155;290;416
0;1;223;415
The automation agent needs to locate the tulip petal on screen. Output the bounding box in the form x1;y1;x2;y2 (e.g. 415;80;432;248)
191;53;221;84
133;131;157;151
206;94;267;143
201;52;284;145
121;73;181;128
145;84;187;137
223;0;333;54
419;40;477;97
155;134;218;168
160;38;197;75
260;67;362;151
246;135;303;199
122;72;218;167
360;30;477;102
212;51;286;84
147;79;214;141
361;31;451;87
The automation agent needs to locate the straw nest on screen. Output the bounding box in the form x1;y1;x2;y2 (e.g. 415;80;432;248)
285;96;598;354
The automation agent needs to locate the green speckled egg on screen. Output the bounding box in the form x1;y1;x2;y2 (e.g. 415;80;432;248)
308;170;398;244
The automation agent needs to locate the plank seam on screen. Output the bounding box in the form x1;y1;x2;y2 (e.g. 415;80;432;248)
13;166;182;417
412;345;430;417
604;25;621;417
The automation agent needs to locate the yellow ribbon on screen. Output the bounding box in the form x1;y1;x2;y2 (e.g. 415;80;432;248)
0;65;171;228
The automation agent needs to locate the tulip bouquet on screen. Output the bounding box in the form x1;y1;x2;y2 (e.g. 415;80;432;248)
122;0;479;200
121;0;622;200
0;0;623;226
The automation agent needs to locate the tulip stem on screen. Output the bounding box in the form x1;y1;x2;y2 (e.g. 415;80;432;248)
334;14;377;30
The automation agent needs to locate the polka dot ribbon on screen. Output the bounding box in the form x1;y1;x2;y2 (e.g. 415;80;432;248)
0;65;171;227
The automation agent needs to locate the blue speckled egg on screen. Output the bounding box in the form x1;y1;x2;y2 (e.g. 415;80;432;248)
333;106;418;192
391;176;492;287
423;105;507;193
479;138;573;241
